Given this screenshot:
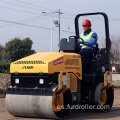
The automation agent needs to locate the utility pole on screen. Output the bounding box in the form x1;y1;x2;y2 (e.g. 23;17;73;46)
54;10;63;47
42;12;54;52
42;10;63;51
58;10;61;46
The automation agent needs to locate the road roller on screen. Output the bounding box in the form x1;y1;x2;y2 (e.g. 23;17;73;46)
6;12;114;119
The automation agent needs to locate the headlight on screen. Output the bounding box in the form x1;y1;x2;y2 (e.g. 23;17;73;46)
39;79;44;84
15;78;19;84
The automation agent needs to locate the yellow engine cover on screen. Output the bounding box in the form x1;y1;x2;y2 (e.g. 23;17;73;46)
10;52;82;78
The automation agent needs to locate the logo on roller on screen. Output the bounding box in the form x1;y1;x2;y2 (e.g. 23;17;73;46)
53;57;64;65
22;66;34;69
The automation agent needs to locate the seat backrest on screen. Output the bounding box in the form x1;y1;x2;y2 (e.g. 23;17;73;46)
95;48;108;67
92;43;99;59
60;37;76;52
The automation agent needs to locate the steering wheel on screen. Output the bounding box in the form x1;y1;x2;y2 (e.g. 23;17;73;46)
78;37;84;43
75;37;84;52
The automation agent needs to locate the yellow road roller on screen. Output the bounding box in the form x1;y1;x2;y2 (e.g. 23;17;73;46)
5;12;114;119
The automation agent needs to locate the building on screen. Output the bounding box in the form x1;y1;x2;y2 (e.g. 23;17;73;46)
111;53;120;73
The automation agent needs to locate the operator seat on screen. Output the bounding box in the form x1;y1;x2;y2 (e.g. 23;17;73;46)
92;43;99;59
59;36;80;53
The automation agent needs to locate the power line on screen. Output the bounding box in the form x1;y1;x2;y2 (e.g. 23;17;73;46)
14;0;79;18
0;16;52;27
0;9;52;26
0;0;119;28
0;19;75;33
15;0;76;17
61;17;120;21
0;5;44;15
61;16;95;20
0;19;49;29
5;0;120;21
63;12;102;19
14;0;104;20
14;0;75;18
0;14;51;24
63;13;120;21
15;0;54;11
1;0;119;21
0;0;52;13
16;15;51;23
62;12;120;20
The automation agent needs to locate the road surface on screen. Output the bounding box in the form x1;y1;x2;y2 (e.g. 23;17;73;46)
0;88;120;120
112;74;120;81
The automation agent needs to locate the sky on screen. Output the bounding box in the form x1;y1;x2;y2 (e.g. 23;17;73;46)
0;0;120;52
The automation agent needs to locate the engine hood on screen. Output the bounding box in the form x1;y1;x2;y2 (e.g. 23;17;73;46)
10;52;81;74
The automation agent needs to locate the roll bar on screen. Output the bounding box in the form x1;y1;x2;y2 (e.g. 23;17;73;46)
75;12;111;50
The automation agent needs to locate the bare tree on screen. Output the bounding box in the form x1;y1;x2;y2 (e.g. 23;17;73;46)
100;35;120;64
110;36;120;64
0;45;5;62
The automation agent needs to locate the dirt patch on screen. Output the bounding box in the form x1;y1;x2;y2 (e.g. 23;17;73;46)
0;87;6;98
0;73;10;97
112;80;120;88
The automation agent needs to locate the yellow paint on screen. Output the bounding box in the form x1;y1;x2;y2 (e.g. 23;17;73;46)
10;52;82;111
100;91;107;105
102;71;112;89
69;73;77;92
52;72;71;112
10;52;82;80
10;62;48;73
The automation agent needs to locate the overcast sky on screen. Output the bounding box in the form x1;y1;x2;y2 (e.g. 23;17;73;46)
0;0;120;52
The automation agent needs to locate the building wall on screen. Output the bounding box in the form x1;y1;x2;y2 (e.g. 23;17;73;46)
111;64;120;73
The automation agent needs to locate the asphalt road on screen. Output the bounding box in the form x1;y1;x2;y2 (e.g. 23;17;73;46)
0;88;120;120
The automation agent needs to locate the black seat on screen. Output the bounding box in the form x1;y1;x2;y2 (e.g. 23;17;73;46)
59;36;80;52
95;48;108;67
91;43;99;60
93;43;99;54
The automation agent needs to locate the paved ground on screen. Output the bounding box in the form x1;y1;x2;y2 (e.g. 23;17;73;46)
0;88;120;120
112;74;120;81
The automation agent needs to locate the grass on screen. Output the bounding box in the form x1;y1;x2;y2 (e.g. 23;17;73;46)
0;62;11;73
